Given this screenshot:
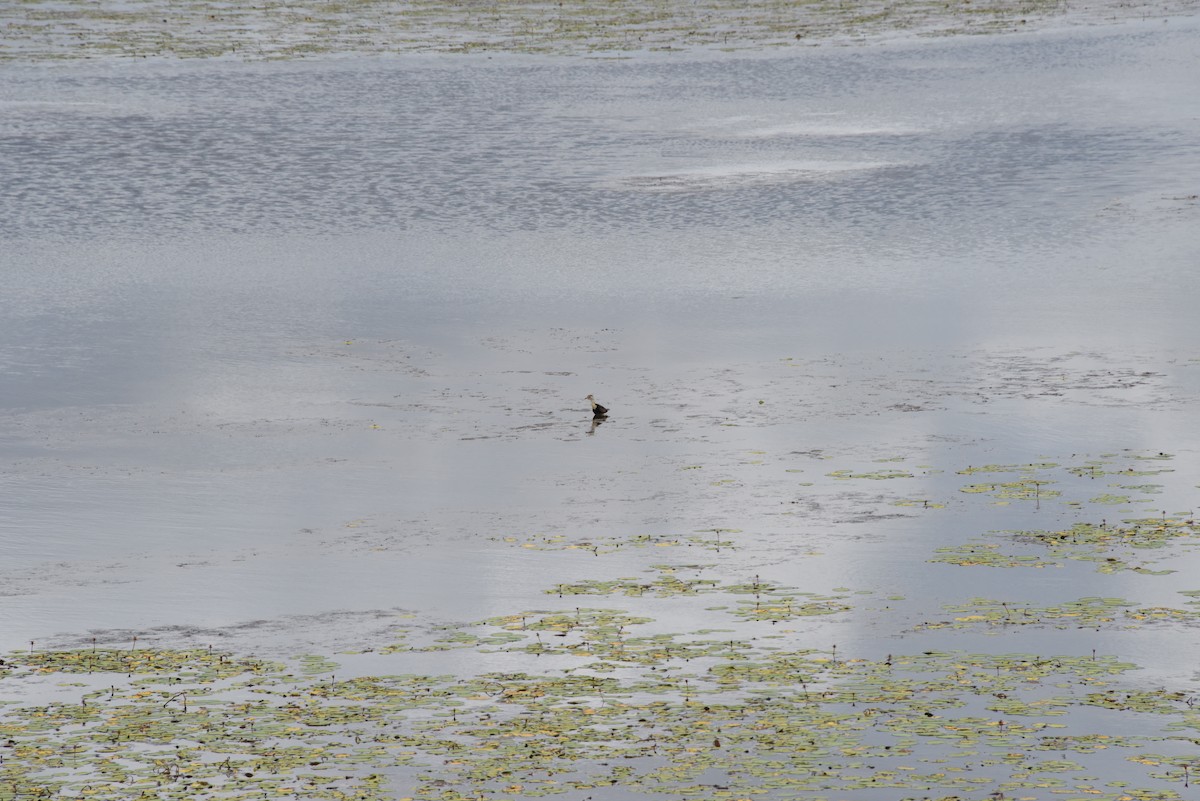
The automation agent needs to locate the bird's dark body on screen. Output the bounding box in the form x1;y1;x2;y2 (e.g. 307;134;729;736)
586;394;609;418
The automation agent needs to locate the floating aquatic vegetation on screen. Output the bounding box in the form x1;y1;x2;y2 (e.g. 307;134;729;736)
18;646;279;680
1092;493;1137;505
930;543;1059;569
1083;690;1191;714
0;650;395;800
298;654;341;675
491;530;741;554
541;572;853;623
935;514;1200;574
1037;733;1145;752
390;648;1161;799
1068;460;1111;478
1;637;1195;801
828;468;915;480
1069;463;1176;479
960;478;1061;502
953;457;1180;510
894;498;947;508
727;592;853;623
4;447;1199;800
917;596;1200;631
381;625;529;655
1013;517;1200;573
481;609;753;667
959;463;1060;475
546;574;720;597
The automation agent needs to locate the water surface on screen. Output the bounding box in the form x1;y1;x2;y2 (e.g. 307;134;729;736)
1;16;1200;798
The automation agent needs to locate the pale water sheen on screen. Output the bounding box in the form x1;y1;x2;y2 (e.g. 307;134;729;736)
2;17;1200;685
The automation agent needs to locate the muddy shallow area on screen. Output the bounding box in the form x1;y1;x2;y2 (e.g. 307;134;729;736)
2;7;1200;800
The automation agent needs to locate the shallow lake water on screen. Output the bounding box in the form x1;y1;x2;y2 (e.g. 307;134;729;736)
3;12;1200;800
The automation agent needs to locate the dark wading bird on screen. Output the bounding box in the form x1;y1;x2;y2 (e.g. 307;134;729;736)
585;394;609;419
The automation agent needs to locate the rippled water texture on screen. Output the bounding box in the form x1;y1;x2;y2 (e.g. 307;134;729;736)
2;11;1200;684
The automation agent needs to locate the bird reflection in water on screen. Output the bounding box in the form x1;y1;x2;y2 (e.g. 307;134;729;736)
587;417;605;436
